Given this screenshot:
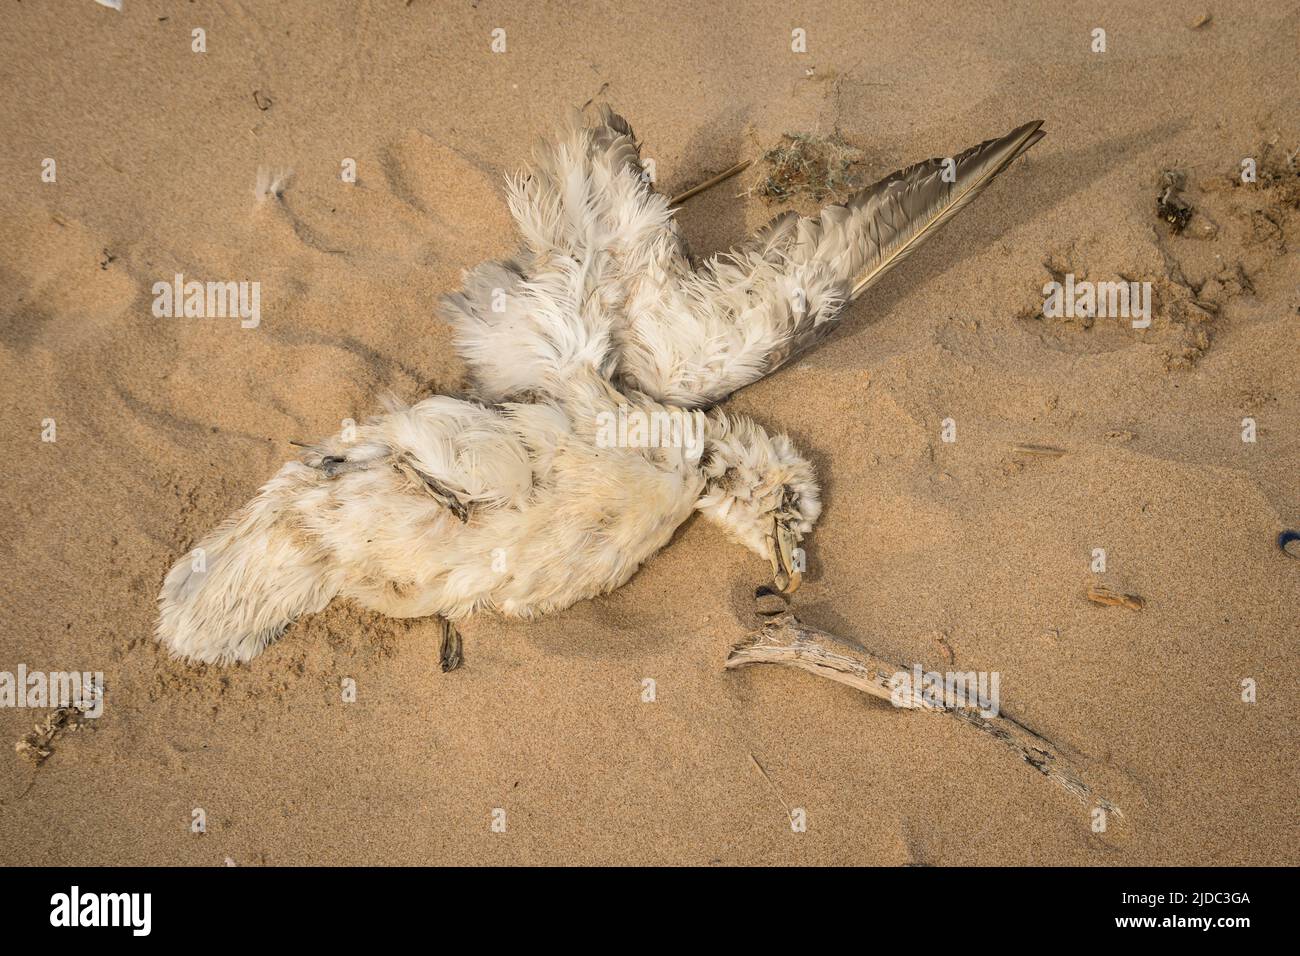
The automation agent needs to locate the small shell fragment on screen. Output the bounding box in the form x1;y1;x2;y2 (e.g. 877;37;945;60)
1086;585;1145;611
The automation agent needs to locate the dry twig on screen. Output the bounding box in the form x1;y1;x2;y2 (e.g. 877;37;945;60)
726;612;1122;816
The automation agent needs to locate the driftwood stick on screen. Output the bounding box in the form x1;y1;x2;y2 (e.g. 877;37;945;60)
727;613;912;705
726;612;1121;816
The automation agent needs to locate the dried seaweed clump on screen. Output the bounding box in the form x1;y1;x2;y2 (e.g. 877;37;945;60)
752;132;866;203
15;706;87;764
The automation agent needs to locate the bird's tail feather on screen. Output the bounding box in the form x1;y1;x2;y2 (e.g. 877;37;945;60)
156;465;339;664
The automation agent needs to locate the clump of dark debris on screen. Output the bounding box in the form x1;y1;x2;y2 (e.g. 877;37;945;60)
751;132;867;203
1157;169;1194;233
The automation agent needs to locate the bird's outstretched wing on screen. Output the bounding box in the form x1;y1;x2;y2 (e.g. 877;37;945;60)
441;107;677;402
615;121;1045;408
441;114;1043;409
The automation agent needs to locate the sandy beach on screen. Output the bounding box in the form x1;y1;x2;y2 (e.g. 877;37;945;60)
1;0;1297;865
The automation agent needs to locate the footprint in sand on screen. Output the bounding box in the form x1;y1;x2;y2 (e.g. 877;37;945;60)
261;129;515;270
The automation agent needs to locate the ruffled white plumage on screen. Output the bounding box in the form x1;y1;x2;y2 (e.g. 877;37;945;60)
451;108;1042;409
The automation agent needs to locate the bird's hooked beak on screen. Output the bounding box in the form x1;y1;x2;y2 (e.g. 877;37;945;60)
766;516;802;594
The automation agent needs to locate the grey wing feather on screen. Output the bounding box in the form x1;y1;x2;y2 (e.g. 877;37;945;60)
847;121;1045;300
615;121;1045;407
776;121;1045;374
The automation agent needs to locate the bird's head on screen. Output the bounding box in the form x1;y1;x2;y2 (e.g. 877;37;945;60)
695;411;821;594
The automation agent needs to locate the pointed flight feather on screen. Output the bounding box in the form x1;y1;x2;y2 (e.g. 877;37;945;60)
847;121;1045;300
747;121;1045;385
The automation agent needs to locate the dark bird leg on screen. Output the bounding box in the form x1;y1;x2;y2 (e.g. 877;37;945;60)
439;618;463;673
